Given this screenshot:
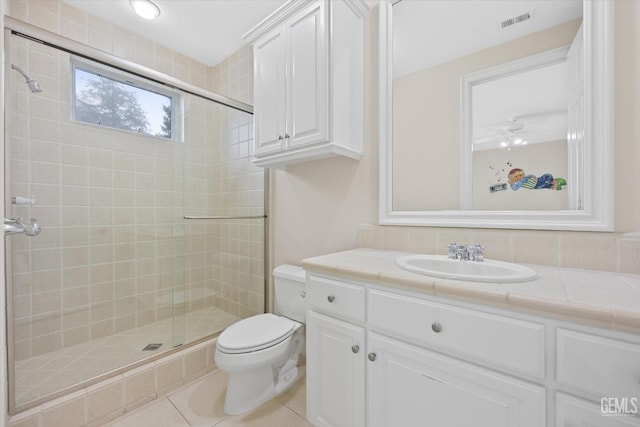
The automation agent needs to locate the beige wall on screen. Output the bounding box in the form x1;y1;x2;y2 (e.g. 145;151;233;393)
393;19;581;211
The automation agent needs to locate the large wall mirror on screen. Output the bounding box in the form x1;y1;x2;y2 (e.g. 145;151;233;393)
379;0;614;230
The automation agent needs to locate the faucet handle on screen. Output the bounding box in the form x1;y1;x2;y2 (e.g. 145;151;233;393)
25;218;41;236
471;244;485;262
447;242;458;259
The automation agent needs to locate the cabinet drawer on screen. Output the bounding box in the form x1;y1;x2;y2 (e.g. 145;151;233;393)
368;289;545;378
557;329;640;400
557;393;640;426
307;276;365;323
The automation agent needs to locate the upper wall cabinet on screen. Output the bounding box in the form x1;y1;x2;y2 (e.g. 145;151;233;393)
243;0;368;168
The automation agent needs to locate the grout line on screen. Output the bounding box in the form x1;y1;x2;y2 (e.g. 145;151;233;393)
166;395;194;426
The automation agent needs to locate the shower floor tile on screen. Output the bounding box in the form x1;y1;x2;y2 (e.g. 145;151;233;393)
14;306;240;407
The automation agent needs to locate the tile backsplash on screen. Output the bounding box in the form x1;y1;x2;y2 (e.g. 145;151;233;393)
358;224;640;274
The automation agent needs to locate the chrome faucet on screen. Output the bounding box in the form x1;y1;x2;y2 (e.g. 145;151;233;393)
4;217;41;237
448;242;484;262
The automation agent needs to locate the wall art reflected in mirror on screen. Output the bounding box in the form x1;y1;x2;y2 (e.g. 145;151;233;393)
379;0;614;230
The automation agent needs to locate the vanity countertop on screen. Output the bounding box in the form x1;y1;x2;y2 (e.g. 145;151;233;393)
301;248;640;335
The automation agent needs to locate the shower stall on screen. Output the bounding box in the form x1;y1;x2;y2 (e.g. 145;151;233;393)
4;19;266;413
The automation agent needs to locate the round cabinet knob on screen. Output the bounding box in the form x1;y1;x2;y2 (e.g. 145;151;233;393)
299;291;306;299
431;322;442;333
368;352;377;362
327;295;335;303
351;345;360;354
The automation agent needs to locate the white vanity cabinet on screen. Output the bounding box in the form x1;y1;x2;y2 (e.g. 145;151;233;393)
306;274;545;427
243;0;367;167
306;276;366;427
305;271;640;426
367;290;545;427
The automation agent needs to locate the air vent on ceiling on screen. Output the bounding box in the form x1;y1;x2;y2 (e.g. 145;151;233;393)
501;11;533;29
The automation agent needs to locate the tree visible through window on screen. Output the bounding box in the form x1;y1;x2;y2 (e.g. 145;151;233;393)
73;65;174;139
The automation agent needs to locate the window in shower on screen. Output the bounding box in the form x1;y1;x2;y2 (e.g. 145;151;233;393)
71;57;180;140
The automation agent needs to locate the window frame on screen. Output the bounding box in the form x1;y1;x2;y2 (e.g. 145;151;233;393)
71;56;182;142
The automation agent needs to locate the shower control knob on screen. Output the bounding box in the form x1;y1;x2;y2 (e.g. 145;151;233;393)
351;345;359;354
431;322;442;333
327;295;335;303
368;352;377;362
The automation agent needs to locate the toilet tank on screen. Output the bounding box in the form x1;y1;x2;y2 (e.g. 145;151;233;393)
273;264;306;323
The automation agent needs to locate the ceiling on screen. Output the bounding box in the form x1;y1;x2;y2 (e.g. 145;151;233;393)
393;0;582;79
62;0;287;67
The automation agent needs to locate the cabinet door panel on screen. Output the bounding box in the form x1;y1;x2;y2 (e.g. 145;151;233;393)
307;311;365;427
254;28;286;155
557;393;640;426
286;2;328;148
368;333;545;427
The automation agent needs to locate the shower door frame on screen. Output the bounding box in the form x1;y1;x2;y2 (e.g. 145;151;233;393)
3;16;269;415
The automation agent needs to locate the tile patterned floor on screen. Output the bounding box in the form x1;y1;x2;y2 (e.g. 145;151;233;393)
15;306;240;407
105;368;310;427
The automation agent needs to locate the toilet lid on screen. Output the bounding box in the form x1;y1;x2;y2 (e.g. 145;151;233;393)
217;313;296;354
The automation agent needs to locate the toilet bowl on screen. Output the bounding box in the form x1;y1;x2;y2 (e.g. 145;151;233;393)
214;265;306;415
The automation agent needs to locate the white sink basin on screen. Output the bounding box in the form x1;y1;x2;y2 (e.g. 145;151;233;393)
396;255;537;283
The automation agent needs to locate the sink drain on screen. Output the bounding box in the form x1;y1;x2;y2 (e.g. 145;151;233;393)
142;343;162;351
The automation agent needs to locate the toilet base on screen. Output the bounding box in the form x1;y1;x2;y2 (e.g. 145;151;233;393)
220;330;305;415
223;364;299;415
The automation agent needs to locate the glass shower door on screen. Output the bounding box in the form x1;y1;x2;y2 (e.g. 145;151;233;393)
5;33;186;411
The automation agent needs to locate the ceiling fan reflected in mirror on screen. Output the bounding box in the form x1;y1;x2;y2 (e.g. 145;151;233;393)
498;118;528;150
473;113;566;152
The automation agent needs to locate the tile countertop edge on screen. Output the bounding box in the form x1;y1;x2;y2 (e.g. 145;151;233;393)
301;251;640;335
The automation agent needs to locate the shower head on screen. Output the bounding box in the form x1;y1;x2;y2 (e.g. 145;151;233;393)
11;64;43;93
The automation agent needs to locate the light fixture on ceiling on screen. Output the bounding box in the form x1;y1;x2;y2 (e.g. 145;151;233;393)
500;133;527;151
129;0;161;20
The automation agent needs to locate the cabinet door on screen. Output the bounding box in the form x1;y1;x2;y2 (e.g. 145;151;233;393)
285;1;329;149
368;333;545;427
307;311;365;427
254;27;286;155
557;393;640;426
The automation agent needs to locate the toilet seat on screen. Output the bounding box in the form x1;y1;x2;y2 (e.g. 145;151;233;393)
217;313;298;354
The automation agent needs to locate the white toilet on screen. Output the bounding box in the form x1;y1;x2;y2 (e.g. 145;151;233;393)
214;264;306;415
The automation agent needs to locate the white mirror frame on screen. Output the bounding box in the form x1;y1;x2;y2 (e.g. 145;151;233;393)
378;0;614;231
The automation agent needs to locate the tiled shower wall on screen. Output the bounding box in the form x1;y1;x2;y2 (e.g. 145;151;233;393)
7;0;264;360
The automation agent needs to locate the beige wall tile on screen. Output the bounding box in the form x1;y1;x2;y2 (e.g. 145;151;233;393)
184;346;208;382
156;357;184;396
41;391;85;427
87;379;124;424
124;367;157;411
